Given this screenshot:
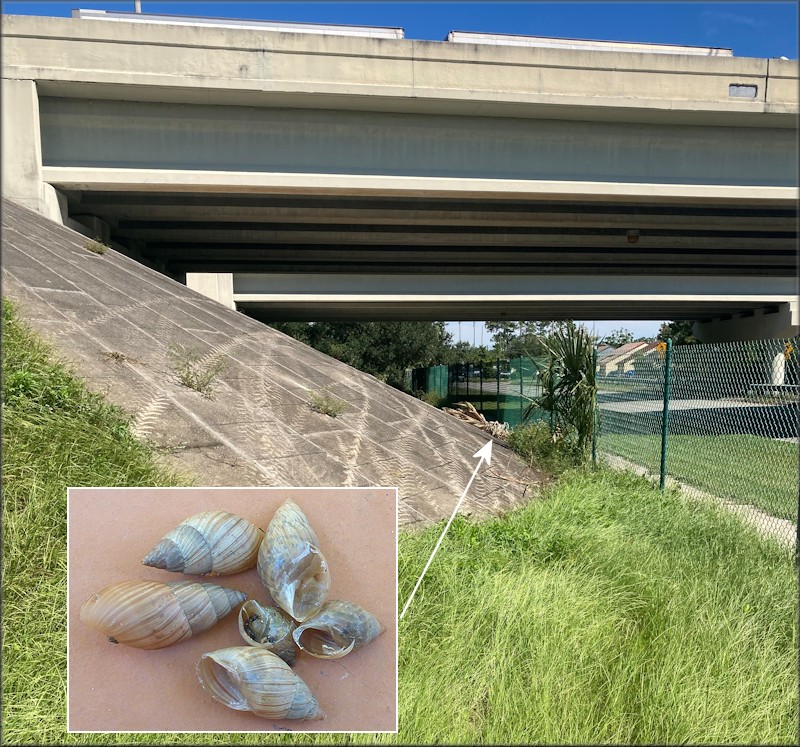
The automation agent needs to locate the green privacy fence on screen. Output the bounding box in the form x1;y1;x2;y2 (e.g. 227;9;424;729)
411;357;547;428
413;337;799;543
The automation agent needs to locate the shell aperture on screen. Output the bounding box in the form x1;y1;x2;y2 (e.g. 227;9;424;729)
257;499;331;622
197;647;324;720
237;599;297;666
292;600;384;659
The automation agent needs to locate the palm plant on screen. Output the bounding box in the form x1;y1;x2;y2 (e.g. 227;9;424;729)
524;322;597;453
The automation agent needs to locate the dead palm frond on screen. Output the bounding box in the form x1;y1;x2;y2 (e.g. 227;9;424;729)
442;401;510;441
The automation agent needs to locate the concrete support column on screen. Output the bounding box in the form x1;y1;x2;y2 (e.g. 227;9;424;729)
1;78;63;222
70;214;111;243
186;273;235;309
693;301;799;342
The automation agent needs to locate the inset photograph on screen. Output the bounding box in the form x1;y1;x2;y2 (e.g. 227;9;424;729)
67;487;397;733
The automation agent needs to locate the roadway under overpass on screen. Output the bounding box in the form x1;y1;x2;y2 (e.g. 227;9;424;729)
2;11;798;341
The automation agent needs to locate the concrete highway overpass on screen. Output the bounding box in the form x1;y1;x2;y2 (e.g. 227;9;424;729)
2;10;798;340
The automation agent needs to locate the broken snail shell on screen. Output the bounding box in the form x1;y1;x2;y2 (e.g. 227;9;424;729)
197;647;324;720
238;600;297;666
80;579;246;649
142;510;264;576
257;499;330;622
292;600;384;659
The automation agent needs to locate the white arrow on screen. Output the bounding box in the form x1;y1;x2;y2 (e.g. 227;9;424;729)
399;440;493;620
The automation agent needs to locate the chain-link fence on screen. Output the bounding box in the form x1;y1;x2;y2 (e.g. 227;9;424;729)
412;337;799;547
598;337;799;547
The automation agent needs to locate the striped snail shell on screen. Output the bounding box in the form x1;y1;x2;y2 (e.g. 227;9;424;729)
197;647;324;720
257;499;330;622
292;600;384;659
142;510;264;576
238;599;297;666
80;579;247;649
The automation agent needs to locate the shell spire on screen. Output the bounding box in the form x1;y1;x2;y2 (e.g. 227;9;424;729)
142;510;264;576
80;579;247;649
197;647;324;720
257;499;331;622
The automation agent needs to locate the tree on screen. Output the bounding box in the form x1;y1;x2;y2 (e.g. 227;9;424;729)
443;341;493;365
485;322;518;357
487;320;572;359
658;320;699;345
267;321;453;390
602;327;634;347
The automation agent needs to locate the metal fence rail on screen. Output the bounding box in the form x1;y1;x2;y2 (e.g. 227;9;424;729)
412;337;799;546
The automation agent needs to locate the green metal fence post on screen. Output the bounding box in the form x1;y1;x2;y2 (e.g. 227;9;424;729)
496;357;501;423
518;355;524;423
548;355;555;436
479;361;484;416
592;346;598;466
659;338;673;492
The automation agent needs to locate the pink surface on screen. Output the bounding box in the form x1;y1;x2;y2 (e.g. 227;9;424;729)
68;487;397;733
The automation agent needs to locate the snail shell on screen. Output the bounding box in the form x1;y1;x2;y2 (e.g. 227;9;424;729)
80;579;247;649
237;600;297;667
257;499;330;622
292;600;384;659
197;647;324;720
142;510;264;576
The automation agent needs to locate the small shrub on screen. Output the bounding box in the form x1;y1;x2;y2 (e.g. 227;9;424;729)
308;387;347;418
85;238;108;255
420;390;447;408
508;421;585;475
167;343;226;396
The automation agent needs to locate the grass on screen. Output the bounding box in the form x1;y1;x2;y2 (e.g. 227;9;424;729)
396;469;797;745
508;420;586;474
3;299;797;744
167;342;227;396
601;433;798;522
308;386;347;418
2;299;189;745
418;390;447;408
84;239;108;255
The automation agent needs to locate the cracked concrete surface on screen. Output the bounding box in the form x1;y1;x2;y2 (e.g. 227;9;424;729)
2;198;542;526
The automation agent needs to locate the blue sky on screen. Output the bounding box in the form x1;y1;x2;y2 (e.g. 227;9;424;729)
4;1;797;58
4;1;795;343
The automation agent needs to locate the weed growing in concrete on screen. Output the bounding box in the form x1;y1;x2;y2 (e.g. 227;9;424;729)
103;350;141;364
85;238;109;255
167;343;226;396
308;387;347;417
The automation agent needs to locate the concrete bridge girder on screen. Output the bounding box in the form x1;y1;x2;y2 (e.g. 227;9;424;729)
2;13;798;341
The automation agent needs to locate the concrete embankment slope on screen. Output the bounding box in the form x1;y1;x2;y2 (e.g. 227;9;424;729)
1;198;540;527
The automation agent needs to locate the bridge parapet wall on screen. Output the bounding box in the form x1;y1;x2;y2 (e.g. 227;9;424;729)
2;14;797;124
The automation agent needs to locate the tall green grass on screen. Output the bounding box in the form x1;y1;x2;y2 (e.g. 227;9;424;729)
2;299;188;743
3;299;797;744
398;469;797;744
